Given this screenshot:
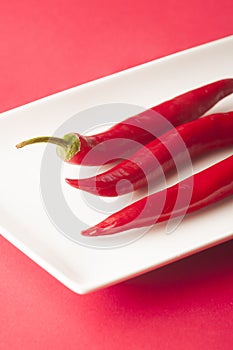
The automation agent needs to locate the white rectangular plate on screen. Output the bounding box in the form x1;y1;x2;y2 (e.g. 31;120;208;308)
1;36;233;294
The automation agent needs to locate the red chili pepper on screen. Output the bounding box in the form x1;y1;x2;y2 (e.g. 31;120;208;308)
82;155;233;236
16;79;233;165
66;112;233;196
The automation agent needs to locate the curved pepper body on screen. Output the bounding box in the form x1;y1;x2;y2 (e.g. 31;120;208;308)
17;79;233;165
67;112;233;196
82;155;233;236
69;79;233;165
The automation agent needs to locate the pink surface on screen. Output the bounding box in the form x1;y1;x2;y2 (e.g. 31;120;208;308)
0;1;233;349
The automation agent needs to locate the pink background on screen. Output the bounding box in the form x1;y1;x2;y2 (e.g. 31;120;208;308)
1;1;233;348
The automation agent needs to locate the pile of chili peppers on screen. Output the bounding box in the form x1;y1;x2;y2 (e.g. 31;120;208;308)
17;79;233;236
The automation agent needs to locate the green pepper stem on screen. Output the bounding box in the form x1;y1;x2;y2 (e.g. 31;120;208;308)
16;136;69;150
16;133;80;161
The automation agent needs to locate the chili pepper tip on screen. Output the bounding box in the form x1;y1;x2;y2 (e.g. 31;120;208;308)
65;178;79;188
82;225;117;236
82;227;103;236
